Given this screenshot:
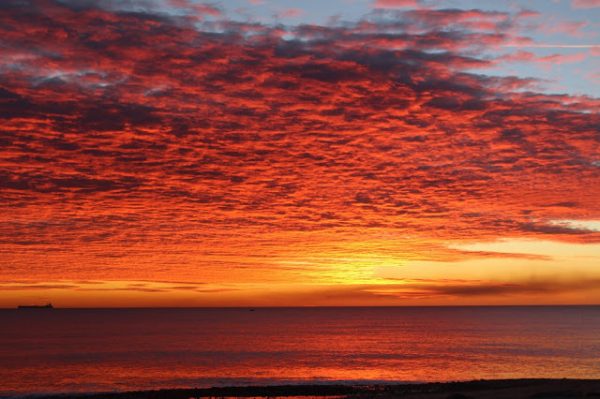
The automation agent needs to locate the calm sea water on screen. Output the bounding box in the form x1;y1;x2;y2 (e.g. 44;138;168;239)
1;307;600;396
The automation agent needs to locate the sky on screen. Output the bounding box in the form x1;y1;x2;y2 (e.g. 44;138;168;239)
0;0;599;307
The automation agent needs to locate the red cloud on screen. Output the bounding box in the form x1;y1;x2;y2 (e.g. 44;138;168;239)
276;8;304;18
540;20;588;37
501;50;587;64
373;0;418;8
0;0;598;285
168;0;221;16
572;0;600;8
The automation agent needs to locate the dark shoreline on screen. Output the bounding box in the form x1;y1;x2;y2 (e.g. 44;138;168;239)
12;380;600;399
5;305;600;310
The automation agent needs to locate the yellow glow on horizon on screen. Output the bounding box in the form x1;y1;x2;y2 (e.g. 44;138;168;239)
2;238;600;308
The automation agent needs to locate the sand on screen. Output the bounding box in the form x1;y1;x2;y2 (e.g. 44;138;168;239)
21;380;600;399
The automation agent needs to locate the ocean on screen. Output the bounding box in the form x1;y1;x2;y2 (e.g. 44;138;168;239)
1;306;599;396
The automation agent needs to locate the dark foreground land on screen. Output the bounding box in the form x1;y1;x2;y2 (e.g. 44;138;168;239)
20;380;600;399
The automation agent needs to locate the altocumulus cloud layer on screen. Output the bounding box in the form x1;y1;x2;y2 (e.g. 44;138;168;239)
0;0;599;301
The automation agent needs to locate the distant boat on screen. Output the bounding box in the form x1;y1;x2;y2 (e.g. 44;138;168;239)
17;303;53;309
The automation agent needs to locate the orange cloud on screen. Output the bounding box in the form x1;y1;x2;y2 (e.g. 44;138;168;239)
0;0;598;306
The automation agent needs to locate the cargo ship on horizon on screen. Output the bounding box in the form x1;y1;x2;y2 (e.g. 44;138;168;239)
17;303;53;309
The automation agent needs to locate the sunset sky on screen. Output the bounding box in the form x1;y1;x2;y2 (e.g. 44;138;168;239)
0;0;599;307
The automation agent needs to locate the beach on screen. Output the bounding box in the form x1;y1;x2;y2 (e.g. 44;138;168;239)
20;380;600;399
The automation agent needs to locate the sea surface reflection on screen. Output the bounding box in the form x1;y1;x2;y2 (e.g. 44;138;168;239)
1;306;599;396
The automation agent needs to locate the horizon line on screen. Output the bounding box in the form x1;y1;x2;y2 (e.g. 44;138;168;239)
4;304;600;310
